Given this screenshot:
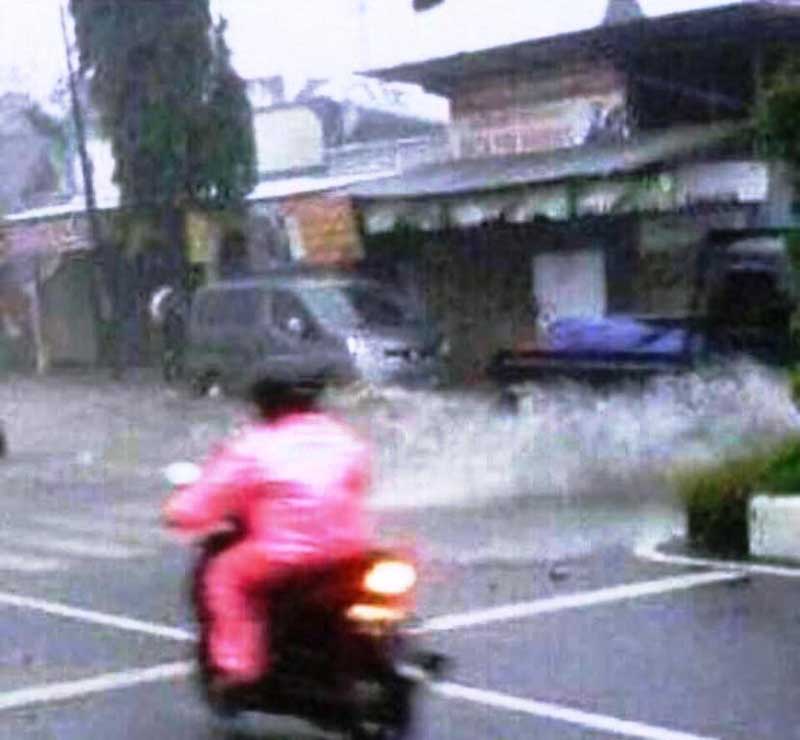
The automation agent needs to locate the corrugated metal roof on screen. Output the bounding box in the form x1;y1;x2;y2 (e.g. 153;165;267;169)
347;123;744;201
365;3;800;95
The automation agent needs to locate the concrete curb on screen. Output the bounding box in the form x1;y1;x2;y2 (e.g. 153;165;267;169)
749;493;800;563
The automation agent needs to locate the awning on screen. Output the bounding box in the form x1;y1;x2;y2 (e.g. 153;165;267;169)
347;123;767;234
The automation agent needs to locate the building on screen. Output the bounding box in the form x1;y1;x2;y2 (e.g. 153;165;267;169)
350;1;800;380
0;73;450;370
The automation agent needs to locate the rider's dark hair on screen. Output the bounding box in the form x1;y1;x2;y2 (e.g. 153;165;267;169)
247;375;327;419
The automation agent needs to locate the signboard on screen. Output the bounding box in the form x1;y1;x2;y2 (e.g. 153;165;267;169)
675;161;770;206
186;211;215;265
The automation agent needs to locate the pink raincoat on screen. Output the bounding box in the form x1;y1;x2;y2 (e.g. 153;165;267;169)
164;412;372;682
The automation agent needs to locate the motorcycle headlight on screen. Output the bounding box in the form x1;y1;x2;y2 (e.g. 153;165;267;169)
363;560;417;596
346;604;406;623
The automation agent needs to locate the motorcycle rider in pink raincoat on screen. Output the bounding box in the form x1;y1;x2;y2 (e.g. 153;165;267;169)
163;375;373;687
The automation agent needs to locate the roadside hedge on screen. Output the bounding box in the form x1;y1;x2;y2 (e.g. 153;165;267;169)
677;436;800;557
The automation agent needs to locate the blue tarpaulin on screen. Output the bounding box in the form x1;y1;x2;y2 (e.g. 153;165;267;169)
545;316;693;356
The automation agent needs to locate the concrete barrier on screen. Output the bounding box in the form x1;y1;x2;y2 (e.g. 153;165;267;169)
750;494;800;562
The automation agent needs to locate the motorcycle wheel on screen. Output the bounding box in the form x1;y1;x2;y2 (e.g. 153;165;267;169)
346;675;413;740
346;724;401;740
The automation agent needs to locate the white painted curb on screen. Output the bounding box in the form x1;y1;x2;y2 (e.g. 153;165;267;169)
749;493;800;563
635;541;800;578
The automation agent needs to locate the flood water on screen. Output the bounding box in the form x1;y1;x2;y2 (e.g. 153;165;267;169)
0;361;797;562
334;360;800;511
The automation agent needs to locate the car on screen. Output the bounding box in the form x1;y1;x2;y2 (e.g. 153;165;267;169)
184;269;445;394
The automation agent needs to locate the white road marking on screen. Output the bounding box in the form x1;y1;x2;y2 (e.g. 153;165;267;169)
0;530;150;560
432;681;718;740
0;661;194;713
32;514;168;546
635;541;800;579
0;587;722;738
415;570;745;633
0;590;195;642
0;551;64;573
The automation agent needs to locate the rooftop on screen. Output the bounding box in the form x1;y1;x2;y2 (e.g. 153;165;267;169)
365;2;800;96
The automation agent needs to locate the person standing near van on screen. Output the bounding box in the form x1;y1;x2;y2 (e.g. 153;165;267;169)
150;285;189;381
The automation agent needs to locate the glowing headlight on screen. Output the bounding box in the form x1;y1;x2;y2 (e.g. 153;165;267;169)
363;560;417;596
346;604;406;623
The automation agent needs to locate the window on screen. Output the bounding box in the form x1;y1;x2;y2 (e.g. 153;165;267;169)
294;283;414;329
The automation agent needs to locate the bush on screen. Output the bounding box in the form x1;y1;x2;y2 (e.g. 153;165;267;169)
789;366;800;407
759;436;800;492
678;436;800;557
678;451;769;556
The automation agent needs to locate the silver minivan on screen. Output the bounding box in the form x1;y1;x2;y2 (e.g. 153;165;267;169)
184;271;444;393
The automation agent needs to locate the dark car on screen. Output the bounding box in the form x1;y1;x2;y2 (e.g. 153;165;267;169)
184;270;445;394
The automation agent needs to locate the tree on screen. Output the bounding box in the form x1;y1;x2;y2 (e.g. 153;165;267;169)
756;57;800;183
68;1;255;270
191;19;257;208
68;0;256;370
756;56;800;357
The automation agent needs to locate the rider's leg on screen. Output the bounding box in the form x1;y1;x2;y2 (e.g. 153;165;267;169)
203;541;277;684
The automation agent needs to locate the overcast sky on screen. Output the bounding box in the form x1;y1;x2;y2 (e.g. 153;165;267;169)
0;0;735;105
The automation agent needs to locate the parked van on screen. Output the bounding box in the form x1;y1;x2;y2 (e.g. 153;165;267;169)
184;270;445;393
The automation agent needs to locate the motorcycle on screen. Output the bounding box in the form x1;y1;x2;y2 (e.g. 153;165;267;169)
165;462;445;739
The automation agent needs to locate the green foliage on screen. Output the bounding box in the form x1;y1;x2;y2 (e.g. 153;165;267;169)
756;56;800;180
677;450;769;556
790;365;800;406
759;436;800;493
69;0;255;211
190;21;257;206
678;436;800;556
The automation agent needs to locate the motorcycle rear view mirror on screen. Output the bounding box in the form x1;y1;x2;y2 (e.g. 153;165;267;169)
164;461;202;487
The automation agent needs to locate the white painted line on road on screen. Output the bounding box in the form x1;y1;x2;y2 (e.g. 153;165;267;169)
635;541;800;579
432;680;718;740
0;551;64;573
0;530;151;560
0;590;195;642
0;661;194;713
0;589;720;738
415;571;745;633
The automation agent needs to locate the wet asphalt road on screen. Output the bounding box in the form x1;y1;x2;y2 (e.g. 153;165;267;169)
1;372;800;738
0;487;799;740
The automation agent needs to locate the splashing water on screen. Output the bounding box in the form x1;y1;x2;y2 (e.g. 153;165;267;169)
334;360;800;512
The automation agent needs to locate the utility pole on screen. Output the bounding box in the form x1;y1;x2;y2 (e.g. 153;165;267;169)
60;3;116;372
60;5;101;256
